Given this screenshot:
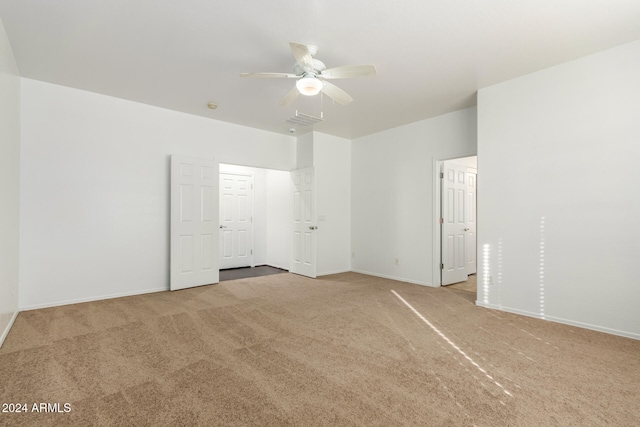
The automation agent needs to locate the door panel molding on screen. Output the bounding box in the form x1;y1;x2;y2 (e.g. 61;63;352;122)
290;167;316;278
170;155;219;291
432;155;477;287
219;173;254;269
442;161;469;285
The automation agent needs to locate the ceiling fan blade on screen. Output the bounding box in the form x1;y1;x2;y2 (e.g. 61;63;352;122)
240;72;297;78
321;65;377;79
290;42;314;72
279;86;300;107
321;81;354;105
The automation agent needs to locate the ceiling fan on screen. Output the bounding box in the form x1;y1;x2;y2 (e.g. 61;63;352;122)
241;42;376;107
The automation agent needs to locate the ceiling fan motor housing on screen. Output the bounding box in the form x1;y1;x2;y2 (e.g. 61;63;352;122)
241;42;375;106
294;59;326;77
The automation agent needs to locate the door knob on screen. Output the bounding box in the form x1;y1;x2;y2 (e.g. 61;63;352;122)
309;226;318;230
464;228;469;231
220;225;227;229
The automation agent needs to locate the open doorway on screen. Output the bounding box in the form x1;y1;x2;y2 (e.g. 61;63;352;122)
433;156;477;290
218;164;292;278
219;265;288;282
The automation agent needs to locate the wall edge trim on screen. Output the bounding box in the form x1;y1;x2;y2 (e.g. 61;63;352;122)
351;269;435;287
317;269;351;276
476;301;640;341
0;310;20;348
20;287;167;312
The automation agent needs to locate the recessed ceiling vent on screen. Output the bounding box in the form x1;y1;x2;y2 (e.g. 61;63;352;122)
286;110;324;126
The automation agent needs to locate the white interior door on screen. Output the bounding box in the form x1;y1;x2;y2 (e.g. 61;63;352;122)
170;155;219;291
290;167;316;278
219;173;253;269
466;169;477;275
441;161;470;285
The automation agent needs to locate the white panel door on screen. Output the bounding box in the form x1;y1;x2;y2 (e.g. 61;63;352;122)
290;167;316;278
170;155;219;291
441;162;469;285
219;173;253;269
466;169;477;275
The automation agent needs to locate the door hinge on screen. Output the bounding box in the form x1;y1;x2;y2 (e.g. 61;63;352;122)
440;172;444;179
439;218;443;224
251;249;253;255
440;263;444;270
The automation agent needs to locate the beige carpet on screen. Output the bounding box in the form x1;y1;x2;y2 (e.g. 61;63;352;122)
444;273;477;293
1;272;638;426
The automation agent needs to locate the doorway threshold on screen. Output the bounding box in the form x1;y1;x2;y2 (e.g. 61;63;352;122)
219;265;288;282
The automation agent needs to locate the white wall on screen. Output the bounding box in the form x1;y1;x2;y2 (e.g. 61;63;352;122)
351;108;477;286
296;132;313;169
314;133;352;275
19;79;295;309
266;170;292;270
292;131;352;276
477;40;640;339
0;16;20;346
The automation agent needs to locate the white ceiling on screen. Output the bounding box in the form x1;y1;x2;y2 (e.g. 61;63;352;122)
1;1;639;139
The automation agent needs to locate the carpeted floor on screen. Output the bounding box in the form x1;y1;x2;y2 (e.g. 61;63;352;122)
1;272;639;426
444;273;477;293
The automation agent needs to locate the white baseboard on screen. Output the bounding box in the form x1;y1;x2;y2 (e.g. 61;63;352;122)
18;265;288;312
317;269;351;276
0;310;19;348
350;269;435;287
476;301;640;341
20;287;167;312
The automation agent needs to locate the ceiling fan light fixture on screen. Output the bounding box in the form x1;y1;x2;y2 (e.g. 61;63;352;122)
296;77;323;96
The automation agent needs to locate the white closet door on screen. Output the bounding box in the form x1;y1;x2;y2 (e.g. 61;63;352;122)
466;169;477;275
219;173;253;269
442;162;469;286
290;167;316;278
170;155;219;291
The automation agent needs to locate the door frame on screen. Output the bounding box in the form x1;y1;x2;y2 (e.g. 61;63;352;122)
431;154;477;287
217;163;293;273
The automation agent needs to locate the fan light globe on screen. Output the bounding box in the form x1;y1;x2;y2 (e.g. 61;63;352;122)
296;77;323;96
